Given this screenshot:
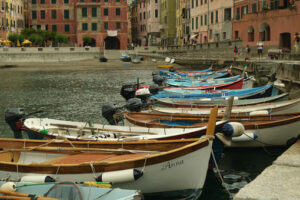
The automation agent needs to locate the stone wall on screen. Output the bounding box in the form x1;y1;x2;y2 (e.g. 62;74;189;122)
0;47;100;62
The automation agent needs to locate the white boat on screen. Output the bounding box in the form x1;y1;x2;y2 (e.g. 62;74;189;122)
0;181;142;200
151;98;300;115
0;136;215;199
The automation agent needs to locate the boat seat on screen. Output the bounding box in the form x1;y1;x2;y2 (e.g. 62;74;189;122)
49;153;149;164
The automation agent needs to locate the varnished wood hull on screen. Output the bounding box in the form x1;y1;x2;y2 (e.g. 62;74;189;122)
0;138;211;198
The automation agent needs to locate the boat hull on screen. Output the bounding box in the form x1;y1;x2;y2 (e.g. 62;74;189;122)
0;140;211;199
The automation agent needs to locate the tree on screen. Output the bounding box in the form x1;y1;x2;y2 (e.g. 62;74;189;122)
83;35;92;46
8;34;19;46
55;34;69;46
21;28;36;38
18;34;25;44
29;34;43;46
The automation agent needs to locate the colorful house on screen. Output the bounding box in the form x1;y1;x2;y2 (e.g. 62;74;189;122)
5;0;24;37
160;0;176;46
233;0;300;52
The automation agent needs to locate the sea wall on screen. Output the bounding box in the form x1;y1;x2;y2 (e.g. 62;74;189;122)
0;47;100;62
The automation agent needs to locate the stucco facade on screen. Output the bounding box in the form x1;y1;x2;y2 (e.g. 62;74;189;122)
4;0;24;37
190;0;233;44
0;1;5;39
160;0;176;46
28;0;128;49
233;0;300;52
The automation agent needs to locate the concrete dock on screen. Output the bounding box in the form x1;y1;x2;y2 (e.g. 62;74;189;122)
234;140;300;200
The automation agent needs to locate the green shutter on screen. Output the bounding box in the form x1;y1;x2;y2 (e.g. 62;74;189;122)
82;7;87;17
92;7;97;17
92;23;97;31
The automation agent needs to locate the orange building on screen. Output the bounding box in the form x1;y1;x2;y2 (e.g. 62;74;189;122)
0;1;5;39
233;0;300;52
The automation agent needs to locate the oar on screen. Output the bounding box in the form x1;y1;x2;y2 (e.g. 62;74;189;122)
222;96;234;121
0;190;57;200
205;106;218;138
25;147;161;154
50;123;159;135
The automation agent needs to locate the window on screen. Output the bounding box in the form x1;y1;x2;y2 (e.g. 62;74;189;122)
40;0;45;4
51;10;56;19
92;7;97;17
51;0;56;4
64;24;70;32
82;23;88;31
82;7;87;17
116;8;120;16
64;10;69;19
116;22;120;29
32;10;37;19
223;32;226;39
196;17;198;29
211;12;213;24
104;22;108;30
235;30;239;39
192;17;194;30
104;8;108;16
92;23;97;31
52;25;57;32
252;3;257;13
224;8;231;21
116;0;120;2
215;10;218;23
104;0;108;2
32;0;36;4
236;7;240;20
196;0;198;7
64;0;69;4
201;15;203;26
204;15;207;25
192;0;194;8
155;9;158;18
40;10;45;19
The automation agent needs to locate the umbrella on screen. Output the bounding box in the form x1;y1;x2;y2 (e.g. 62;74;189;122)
0;40;3;44
22;40;32;45
3;40;11;45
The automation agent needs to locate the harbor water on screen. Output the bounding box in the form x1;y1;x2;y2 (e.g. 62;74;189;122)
0;64;286;199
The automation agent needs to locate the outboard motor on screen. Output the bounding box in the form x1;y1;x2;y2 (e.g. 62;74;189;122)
135;88;151;106
270;73;277;83
120;83;138;100
169;67;176;72
152;71;160;76
125;98;143;112
5;108;25;138
101;103;122;125
149;84;159;95
153;75;165;86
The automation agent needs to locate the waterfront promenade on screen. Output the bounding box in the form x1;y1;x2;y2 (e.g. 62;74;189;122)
234;140;300;200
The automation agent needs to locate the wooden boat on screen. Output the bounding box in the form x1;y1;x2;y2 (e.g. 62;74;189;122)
124;112;300;147
154;93;288;108
0;181;141;200
151;98;300;115
152;84;274;100
175;67;212;74
156;65;174;68
0;133;215;199
160;67;227;77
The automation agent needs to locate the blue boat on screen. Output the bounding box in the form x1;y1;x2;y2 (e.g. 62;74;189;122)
160;71;229;80
160;67;212;75
166;75;241;87
0;181;142;200
152;84;275;100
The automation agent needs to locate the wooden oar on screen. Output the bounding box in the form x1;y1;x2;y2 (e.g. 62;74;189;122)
50;123;159;135
222;96;233;121
0;190;58;200
206;106;218;138
22;147;161;154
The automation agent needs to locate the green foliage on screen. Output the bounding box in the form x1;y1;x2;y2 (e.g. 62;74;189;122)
18;34;25;43
55;34;69;44
29;34;43;45
8;34;19;45
21;28;37;38
83;35;92;46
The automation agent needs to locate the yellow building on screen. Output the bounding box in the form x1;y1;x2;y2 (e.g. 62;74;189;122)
160;0;176;46
176;0;183;46
5;0;24;37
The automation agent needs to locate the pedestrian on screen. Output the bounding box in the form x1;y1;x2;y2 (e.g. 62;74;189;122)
131;43;135;50
257;41;263;59
245;45;251;61
295;33;299;53
233;46;238;61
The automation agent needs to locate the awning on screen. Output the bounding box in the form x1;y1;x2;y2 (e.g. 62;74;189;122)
107;30;118;37
190;34;199;40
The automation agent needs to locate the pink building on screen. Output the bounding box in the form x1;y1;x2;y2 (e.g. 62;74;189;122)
190;0;233;43
134;0;160;46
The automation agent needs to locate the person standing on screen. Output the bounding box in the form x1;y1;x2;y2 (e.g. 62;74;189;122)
257;41;264;59
245;45;251;61
233;46;238;61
